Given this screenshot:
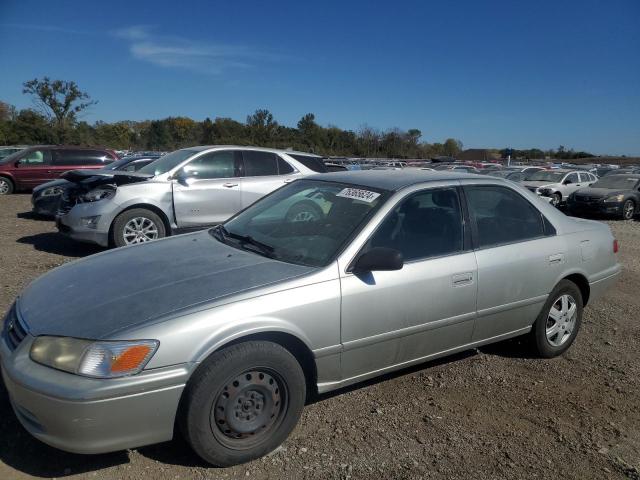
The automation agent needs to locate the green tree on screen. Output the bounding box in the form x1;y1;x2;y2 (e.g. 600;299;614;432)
247;109;278;145
22;77;96;142
443;138;463;157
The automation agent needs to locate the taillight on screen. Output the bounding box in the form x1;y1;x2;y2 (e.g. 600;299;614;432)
613;239;619;253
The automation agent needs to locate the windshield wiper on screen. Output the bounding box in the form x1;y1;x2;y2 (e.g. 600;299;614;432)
213;225;276;258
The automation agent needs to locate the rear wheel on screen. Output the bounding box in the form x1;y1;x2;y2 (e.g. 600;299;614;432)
531;280;583;358
0;177;14;195
180;341;306;467
110;208;166;247
622;199;635;220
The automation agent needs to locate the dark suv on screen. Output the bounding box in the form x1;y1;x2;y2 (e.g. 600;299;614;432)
0;146;118;194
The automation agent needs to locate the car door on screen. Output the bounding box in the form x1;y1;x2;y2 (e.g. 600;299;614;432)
172;150;243;227
462;183;565;341
338;186;478;380
238;151;297;209
559;172;580;199
12;149;53;188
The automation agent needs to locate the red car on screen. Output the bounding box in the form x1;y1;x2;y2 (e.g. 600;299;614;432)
0;146;118;194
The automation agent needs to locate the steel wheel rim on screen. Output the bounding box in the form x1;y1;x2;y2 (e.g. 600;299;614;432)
623;201;634;219
0;179;9;194
545;294;577;347
122;217;159;245
211;369;288;450
551;194;560;206
291;210;317;222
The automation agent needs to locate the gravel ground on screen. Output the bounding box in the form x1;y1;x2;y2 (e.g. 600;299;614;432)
0;194;639;480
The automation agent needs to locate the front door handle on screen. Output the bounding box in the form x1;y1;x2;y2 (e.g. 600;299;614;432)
223;183;239;188
452;272;474;287
548;253;564;265
283;178;294;184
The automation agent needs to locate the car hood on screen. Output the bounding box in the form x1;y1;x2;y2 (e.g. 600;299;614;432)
61;169;152;188
18;231;316;339
574;187;629;198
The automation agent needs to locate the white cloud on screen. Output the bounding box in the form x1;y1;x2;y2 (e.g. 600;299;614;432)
113;25;282;75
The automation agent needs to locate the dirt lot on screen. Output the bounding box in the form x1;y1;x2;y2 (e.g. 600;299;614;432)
0;193;639;480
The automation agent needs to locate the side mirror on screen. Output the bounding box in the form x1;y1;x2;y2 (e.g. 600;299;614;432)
352;247;403;273
173;169;189;185
563;179;572;185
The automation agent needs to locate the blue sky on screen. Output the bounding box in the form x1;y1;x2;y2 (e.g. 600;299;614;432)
1;0;639;155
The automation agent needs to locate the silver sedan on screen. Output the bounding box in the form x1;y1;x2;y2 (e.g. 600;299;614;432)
1;170;620;466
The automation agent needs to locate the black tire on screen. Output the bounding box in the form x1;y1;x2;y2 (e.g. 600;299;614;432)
180;341;306;467
530;280;583;358
551;192;562;207
285;200;324;223
622;199;635;220
110;208;166;248
0;176;14;195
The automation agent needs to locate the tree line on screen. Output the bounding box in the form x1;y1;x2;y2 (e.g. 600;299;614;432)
0;77;594;160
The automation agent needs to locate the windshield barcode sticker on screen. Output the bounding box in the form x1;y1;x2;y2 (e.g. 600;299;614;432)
337;188;381;203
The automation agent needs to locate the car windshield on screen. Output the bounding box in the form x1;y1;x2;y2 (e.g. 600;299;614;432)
215;179;388;267
591;176;640;190
526;171;565;182
138;149;196;176
105;156;159;171
0;149;28;164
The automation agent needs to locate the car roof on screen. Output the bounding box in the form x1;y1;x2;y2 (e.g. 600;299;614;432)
307;169;488;192
183;145;321;157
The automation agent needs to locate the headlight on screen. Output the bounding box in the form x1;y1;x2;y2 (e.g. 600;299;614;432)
604;194;624;203
80;187;116;203
30;337;159;378
40;186;64;197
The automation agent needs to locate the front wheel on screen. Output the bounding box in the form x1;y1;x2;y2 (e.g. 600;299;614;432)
180;341;306;467
0;176;14;195
110;208;166;247
530;280;583;358
550;192;562;207
622;199;635;220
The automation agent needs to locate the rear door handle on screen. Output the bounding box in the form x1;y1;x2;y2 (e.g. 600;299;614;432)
283;178;294;184
223;183;238;188
452;272;474;286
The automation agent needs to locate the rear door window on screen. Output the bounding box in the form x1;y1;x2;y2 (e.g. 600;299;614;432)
243;151;279;177
54;150;113;166
464;185;547;248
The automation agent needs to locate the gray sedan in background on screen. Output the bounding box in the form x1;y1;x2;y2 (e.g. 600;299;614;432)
54;146;323;247
1;170;620;466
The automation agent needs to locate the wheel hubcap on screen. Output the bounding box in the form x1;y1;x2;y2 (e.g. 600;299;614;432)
624;202;634;219
0;179;9;194
546;294;577;347
123;217;159;244
212;370;286;447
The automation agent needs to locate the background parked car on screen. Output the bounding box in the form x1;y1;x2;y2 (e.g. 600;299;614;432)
0;145;118;194
32;155;161;217
567;174;640;220
55;147;323;247
523;169;598;206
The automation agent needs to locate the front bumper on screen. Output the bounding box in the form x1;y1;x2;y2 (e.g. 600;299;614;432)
56;201;118;247
568;200;624;217
1;334;190;454
32;194;61;217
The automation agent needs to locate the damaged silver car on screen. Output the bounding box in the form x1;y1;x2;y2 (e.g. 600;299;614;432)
55;146;323;247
